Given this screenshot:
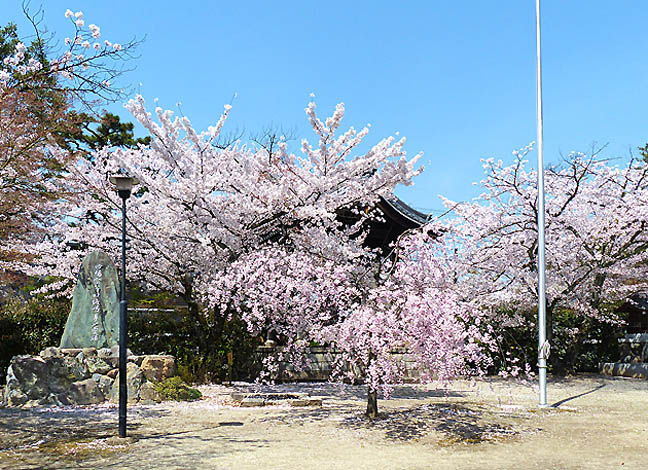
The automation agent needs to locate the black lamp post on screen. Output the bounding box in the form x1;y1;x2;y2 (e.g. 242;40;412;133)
109;175;138;438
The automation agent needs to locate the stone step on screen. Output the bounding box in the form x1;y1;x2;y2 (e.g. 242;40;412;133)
599;362;648;379
231;392;323;407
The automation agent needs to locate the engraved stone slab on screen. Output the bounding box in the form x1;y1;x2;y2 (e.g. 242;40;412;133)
60;251;120;349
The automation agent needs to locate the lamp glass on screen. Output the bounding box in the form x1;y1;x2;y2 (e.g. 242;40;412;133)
109;176;139;191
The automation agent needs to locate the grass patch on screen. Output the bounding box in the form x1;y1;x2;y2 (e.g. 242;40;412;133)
154;377;202;401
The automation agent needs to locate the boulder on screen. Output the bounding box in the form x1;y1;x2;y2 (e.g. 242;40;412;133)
39;347;61;359
82;347;97;357
2;355;87;407
128;355;145;366
69;378;104;405
3;351;178;408
92;373;114;397
138;381;161;403
3;356;49;406
109;362;145;403
110;344;134;358
60;251;120;349
50;356;90;382
86;357;112;375
97;348;112;359
140;355;176;382
60;348;83;357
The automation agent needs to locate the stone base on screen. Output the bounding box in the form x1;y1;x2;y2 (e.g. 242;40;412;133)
231;392;323;407
599;362;648;379
2;347;177;408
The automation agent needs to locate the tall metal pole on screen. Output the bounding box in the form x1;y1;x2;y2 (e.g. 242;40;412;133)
118;195;128;437
535;0;548;408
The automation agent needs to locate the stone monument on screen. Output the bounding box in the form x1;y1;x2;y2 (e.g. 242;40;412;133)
1;251;183;408
60;251;120;349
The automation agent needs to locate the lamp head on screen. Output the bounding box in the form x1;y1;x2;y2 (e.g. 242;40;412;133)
109;175;139;200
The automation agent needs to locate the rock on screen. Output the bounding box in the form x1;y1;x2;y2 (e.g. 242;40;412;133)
1;355;90;407
69;378;104;405
3;356;49;406
97;348;112;359
40;347;61;359
127;355;144;366
60;348;83;357
82;347;97;357
138;382;161;402
94;374;114;397
3;387;28;407
110;344;134;358
2;350;177;408
45;392;72;407
64;356;90;381
140;355;176;382
86;357;112;375
108;362;144;403
47;356;90;395
60;251;121;349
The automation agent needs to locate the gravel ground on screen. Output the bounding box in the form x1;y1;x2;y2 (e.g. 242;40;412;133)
0;374;646;470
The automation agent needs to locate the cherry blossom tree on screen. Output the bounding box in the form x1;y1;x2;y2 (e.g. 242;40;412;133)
234;230;491;417
0;8;140;270
5;87;490;413
1;5;141;107
434;147;648;372
6;95;417;366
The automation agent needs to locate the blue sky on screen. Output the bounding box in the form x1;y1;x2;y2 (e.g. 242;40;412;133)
3;1;647;214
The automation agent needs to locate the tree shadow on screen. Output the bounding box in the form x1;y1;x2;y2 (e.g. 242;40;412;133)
342;403;519;443
0;406;268;470
0;406;172;451
257;398;521;444
231;382;464;401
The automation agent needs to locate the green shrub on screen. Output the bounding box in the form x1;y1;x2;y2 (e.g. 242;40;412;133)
485;306;625;376
127;297;262;384
0;295;70;385
153;376;202;401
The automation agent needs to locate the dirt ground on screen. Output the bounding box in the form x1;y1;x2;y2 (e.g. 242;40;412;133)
0;374;646;470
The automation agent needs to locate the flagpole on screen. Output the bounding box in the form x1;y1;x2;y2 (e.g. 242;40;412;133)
535;0;549;408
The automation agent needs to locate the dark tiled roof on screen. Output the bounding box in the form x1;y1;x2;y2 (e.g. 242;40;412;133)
381;196;431;226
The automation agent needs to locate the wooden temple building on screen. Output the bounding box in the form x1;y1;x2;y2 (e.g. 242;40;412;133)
337;195;431;254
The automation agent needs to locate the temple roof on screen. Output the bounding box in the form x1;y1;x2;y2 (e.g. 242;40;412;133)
362;196;431;252
379;196;431;227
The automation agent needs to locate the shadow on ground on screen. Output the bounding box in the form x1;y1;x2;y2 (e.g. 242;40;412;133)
350;403;521;443
0;407;154;451
231;382;466;401
258;398;523;444
0;405;269;470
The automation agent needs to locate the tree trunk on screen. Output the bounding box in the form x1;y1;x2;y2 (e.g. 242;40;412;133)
365;388;378;418
182;279;227;383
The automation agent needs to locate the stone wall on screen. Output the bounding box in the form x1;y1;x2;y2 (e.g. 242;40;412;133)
256;345;423;383
599;333;648;379
2;346;176;408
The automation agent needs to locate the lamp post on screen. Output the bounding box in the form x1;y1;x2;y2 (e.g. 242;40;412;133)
535;0;549;408
109;175;139;438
